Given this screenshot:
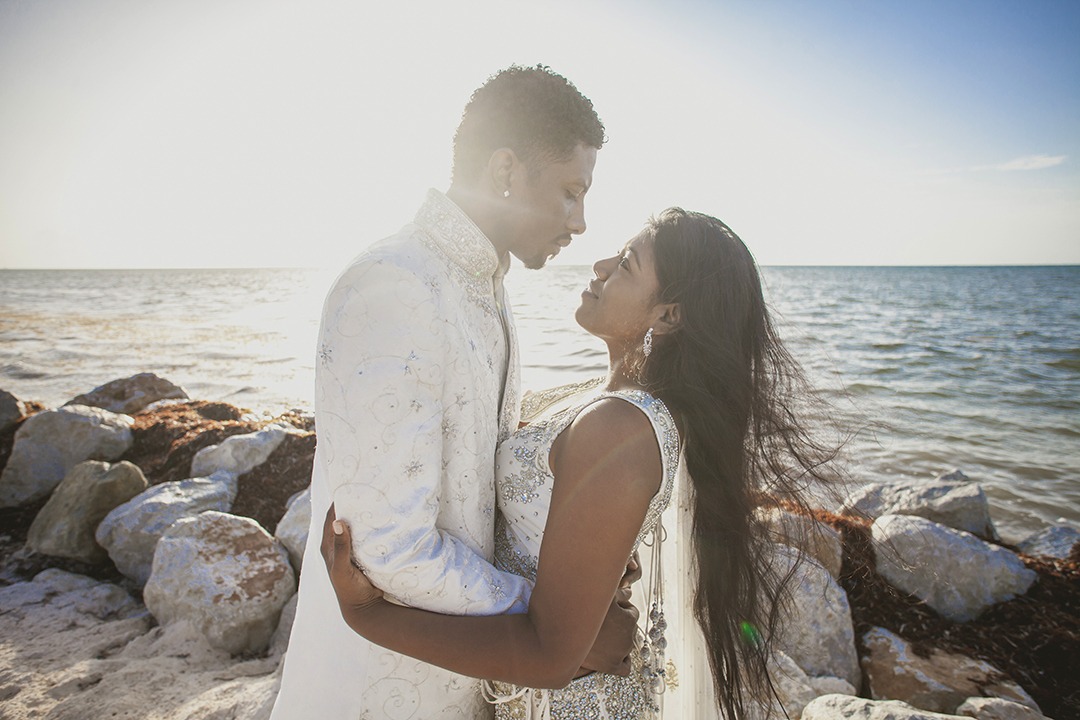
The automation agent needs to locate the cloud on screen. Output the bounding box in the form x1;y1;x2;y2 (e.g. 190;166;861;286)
923;154;1068;178
992;154;1067;171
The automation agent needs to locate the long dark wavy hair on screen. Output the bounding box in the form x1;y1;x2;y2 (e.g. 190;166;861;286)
638;208;839;718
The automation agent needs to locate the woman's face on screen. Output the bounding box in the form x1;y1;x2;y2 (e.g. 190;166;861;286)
575;228;663;351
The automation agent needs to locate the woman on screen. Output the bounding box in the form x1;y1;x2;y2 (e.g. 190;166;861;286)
322;208;836;718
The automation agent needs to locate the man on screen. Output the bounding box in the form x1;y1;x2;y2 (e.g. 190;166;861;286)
271;65;635;719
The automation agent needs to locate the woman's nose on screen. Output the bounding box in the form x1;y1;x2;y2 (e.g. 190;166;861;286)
591;257;609;280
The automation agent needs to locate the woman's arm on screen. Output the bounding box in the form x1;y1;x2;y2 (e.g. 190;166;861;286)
322;398;663;689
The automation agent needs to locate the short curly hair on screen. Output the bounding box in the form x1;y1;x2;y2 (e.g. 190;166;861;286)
451;65;606;184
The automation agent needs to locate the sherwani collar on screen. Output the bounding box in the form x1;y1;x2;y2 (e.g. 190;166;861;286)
414;188;520;442
414;188;507;282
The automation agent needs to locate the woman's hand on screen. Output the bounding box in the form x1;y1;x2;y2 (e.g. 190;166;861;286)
320;503;385;614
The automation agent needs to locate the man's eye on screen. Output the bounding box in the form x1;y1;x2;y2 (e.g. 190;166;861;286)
618;255;630;268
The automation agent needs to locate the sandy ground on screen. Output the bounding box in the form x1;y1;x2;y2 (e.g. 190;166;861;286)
0;563;289;720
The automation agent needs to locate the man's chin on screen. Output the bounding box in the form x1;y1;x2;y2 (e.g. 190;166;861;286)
521;255;549;270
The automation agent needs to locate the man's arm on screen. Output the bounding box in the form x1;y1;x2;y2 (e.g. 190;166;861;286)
321;398;661;688
316;258;530;615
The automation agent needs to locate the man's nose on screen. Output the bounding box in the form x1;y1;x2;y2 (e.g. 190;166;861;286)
568;198;586;235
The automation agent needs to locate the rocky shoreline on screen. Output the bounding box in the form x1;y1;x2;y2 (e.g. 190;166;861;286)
0;375;1076;720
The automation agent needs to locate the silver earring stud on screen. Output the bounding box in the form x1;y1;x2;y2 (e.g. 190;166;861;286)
503;189;510;198
643;327;654;357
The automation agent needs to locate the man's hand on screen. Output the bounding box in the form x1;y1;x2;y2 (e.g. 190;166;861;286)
320;503;384;614
578;552;642;677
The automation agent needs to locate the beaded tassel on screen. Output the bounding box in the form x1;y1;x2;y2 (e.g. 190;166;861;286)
640;520;670;704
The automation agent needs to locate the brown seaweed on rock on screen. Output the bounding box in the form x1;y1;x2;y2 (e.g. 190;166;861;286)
120;401;316;532
121;401;263;485
233;429;315;535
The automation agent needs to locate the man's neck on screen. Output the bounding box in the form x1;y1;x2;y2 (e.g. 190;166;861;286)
446;184;510;260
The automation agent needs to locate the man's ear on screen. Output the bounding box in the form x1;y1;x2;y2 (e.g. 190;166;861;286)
652;303;682;336
487;148;517;197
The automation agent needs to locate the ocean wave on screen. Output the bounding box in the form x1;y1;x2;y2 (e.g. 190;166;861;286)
1044;356;1080;372
1;362;49;380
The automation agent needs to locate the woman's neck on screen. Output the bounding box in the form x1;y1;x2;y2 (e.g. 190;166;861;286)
604;351;644;392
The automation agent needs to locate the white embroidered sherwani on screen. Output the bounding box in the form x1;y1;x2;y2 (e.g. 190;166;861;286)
272;190;532;720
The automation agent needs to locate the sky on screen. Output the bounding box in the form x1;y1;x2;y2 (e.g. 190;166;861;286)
0;0;1077;269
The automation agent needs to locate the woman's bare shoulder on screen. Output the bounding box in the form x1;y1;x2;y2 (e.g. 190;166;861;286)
552;396;664;496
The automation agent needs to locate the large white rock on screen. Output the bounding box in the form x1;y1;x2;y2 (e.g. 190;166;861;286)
267;592;299;658
143;511;297;655
65;373;188;415
0;404;133;508
860;627;1039;714
956;697;1048;720
0;567;145;622
809;676;858;697
275;486;310;571
759;507;844;579
26;460;148;563
842;472;999;540
1016;524;1079;560
802;694;966;720
771;543;861;688
872;515;1036;622
766;650;819;720
95;471;237;585
0;388;26;433
190;423;290;478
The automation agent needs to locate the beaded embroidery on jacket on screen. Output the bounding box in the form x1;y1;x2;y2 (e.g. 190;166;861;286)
488;388;681;719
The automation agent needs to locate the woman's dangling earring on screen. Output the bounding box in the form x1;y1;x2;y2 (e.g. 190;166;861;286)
643;327;654;358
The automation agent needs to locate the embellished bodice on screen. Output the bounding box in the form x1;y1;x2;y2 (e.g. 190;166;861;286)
494;388;681;583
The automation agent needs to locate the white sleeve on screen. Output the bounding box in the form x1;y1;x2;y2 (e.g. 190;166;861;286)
315;259;531;615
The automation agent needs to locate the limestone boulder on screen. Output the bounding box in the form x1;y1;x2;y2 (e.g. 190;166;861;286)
1016;524;1079;560
809;676;858;697
842;471;999;540
771;543;860;688
268;592;299;658
26;460;148;563
143;511;297;655
766;650;819;720
759;507;844;579
275;487;310;571
0;567;145;622
802;695;965;720
95;471;237;585
872;515;1036;622
0;405;133;508
956;697;1048;720
66;373;188;415
0;388;27;433
190;423;290;478
860;627;1039;714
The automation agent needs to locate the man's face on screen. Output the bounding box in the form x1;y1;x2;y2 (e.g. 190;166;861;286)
506;143;597;270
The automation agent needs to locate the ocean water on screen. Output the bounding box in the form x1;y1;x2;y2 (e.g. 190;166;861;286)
1;265;1077;542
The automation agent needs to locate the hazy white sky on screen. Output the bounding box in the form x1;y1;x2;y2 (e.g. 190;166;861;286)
1;0;1077;268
